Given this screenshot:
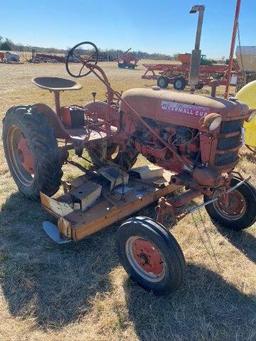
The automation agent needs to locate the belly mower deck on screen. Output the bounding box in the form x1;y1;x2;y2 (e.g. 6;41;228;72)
40;166;179;243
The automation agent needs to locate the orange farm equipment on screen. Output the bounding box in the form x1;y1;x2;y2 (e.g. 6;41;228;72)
2;40;256;295
142;58;241;90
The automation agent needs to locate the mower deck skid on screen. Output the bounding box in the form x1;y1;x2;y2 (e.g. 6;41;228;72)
40;167;179;242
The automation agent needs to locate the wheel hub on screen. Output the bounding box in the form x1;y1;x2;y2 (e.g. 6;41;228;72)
131;238;164;277
215;190;246;219
17;137;34;174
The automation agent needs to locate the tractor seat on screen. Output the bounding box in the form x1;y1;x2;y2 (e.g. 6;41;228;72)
32;77;82;91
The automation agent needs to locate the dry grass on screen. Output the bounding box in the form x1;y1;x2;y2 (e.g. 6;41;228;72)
0;62;255;341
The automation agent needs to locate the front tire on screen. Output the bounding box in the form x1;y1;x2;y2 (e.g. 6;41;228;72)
173;77;186;91
157;76;169;89
3;106;63;200
117;216;185;295
204;177;256;231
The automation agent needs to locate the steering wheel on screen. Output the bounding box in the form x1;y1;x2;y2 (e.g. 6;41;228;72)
66;41;99;78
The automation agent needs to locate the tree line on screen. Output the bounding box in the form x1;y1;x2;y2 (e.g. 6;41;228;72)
0;37;172;60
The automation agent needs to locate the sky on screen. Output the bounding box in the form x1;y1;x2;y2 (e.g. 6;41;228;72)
0;0;255;58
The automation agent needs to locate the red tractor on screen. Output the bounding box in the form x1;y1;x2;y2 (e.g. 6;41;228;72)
3;41;256;295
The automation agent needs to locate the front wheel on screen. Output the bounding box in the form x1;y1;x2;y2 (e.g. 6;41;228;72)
204;177;256;231
157;76;169;89
173;77;186;91
117;216;185;295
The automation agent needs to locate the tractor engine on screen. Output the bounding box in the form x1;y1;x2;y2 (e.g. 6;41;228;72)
133;119;200;169
120;88;250;189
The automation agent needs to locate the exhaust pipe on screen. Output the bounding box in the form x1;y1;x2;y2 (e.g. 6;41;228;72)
189;5;205;92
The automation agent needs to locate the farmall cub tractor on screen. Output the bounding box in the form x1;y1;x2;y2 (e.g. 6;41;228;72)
3;42;256;295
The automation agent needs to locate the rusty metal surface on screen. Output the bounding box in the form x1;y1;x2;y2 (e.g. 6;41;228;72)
32;77;82;91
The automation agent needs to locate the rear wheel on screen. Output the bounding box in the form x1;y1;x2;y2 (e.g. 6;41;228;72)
3;107;62;200
173;77;186;91
157;76;169;89
204;177;256;230
117;216;185;295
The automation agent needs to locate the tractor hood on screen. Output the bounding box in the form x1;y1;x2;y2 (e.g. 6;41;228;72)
120;88;249;128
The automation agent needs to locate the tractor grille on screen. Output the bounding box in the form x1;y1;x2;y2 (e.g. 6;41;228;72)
219;119;242;134
215;120;242;166
217;135;241;150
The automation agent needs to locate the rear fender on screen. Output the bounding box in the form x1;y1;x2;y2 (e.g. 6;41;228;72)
31;103;69;139
4;104;69;139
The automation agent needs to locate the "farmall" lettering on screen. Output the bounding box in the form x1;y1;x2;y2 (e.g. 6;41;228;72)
161;101;209;117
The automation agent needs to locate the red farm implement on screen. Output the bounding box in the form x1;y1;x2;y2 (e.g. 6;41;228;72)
118;48;139;69
142;58;240;91
142;5;241;91
31;52;65;63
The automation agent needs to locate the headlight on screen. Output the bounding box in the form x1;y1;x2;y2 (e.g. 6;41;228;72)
246;110;256;122
202;113;222;131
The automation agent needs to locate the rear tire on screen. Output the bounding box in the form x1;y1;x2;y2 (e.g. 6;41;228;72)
3;106;62;200
117;216;185;295
173;77;186;91
204;177;256;231
157;76;169;89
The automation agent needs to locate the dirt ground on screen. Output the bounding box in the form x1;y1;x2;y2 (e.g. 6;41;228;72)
0;61;255;341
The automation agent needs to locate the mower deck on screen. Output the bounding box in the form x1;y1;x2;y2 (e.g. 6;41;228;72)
40;166;179;242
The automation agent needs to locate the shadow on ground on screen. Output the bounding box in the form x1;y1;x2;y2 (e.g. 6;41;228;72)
217;225;256;264
0;193;255;339
0;192;119;329
242;150;256;164
124;263;256;340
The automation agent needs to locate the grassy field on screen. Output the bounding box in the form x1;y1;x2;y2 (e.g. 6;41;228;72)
0;61;255;341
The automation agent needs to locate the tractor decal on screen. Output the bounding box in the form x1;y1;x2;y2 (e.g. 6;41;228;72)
161;101;209;117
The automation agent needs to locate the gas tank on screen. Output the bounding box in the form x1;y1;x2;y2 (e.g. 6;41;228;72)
121;88;248;129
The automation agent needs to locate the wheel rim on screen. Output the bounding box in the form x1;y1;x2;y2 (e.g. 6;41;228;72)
213;190;246;220
7;125;35;186
175;80;182;89
125;236;166;282
158;78;166;88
